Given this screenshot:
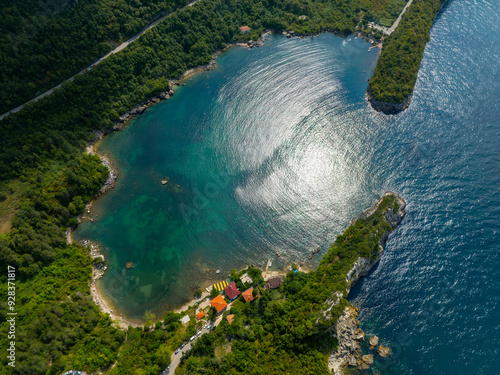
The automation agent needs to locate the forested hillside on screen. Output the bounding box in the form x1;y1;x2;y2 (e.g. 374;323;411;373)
0;0;411;115
175;195;402;375
0;0;185;113
367;0;445;106
0;0;424;373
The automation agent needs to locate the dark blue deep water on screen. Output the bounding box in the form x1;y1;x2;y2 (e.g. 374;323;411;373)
75;0;500;372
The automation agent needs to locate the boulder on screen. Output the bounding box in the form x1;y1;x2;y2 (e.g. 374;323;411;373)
137;106;147;114
159;92;166;99
169;90;174;95
354;328;365;341
369;335;379;348
347;355;357;366
377;345;390;358
152;97;160;103
359;362;369;370
362;354;373;365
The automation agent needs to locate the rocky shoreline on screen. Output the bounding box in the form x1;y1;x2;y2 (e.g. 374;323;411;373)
107;31;272;132
366;87;412;114
106;28;382;133
329;305;392;373
328;192;406;374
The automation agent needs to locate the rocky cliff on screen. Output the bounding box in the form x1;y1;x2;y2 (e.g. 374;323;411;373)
366;88;412;114
327;192;406;374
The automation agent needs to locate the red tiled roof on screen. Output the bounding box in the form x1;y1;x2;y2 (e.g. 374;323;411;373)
227;314;234;325
242;288;255;302
210;294;228;313
240;26;251;32
224;281;241;300
196;311;205;320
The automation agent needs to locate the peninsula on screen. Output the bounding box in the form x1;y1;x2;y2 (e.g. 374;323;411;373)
367;0;447;113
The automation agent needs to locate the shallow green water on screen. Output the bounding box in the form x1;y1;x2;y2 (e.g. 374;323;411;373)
75;33;380;319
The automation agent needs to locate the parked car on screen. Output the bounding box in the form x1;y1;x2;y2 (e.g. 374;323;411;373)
175;349;180;354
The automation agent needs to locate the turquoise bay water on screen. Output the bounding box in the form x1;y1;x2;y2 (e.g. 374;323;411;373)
75;0;500;372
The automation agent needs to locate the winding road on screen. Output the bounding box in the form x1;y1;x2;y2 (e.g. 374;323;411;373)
0;0;202;121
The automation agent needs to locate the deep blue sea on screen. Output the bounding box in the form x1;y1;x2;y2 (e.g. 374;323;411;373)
74;0;500;372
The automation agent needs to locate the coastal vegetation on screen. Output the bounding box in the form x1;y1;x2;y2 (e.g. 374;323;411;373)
175;194;403;375
367;0;445;108
0;0;187;113
0;0;423;372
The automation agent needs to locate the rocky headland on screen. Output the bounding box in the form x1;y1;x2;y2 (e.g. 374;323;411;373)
327;192;406;374
367;87;412;114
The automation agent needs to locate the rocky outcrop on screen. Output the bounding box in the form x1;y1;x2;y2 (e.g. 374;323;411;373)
111;88;176;131
369;335;379;348
366;87;412;114
377;345;391;358
327;192;405;373
362;354;374;365
345;192;406;293
328;305;364;374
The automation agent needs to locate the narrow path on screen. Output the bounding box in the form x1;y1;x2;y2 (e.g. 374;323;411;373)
0;0;203;121
367;0;414;36
387;0;414;34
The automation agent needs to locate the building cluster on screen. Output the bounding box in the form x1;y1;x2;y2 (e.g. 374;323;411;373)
196;273;285;318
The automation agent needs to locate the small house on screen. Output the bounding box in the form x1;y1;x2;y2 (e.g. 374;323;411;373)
240;273;253;285
242;288;255;302
210;294;228;314
265;275;283;289
224;281;241;301
240;26;251;34
196;311;205;320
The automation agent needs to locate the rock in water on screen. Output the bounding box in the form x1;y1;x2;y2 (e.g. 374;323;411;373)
354;328;365;341
362;354;374;365
377;345;391;358
369;335;379;348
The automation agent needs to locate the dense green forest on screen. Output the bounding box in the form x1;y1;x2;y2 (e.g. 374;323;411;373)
0;0;414;182
0;0;188;114
0;0;411;114
0;0;421;372
367;0;445;104
175;195;402;375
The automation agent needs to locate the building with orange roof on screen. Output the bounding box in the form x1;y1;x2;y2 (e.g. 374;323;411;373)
210;294;228;314
226;314;234;325
196;311;205;320
242;287;255;302
239;26;251;34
